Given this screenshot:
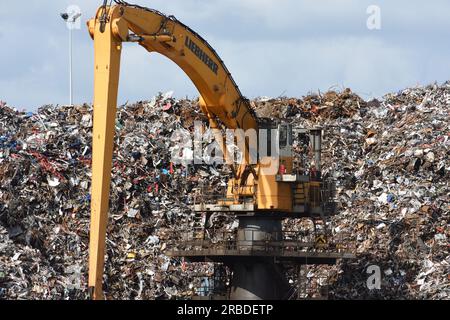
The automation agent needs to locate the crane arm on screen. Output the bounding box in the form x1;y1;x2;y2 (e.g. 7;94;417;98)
88;3;258;131
87;2;259;299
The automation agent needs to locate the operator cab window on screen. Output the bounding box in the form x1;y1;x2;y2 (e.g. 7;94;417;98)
279;125;287;148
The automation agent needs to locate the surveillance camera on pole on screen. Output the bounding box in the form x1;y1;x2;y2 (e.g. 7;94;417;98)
60;9;82;106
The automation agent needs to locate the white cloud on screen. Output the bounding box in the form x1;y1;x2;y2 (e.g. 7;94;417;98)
0;0;450;109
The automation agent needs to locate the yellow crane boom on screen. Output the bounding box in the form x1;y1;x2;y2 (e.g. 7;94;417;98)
87;2;268;299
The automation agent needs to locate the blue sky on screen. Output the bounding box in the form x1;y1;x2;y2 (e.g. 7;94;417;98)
1;0;450;110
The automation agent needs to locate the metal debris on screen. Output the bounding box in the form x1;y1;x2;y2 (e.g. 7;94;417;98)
0;83;448;299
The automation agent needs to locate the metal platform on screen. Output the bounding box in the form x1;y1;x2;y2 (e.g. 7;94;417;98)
194;203;326;216
192;173;337;218
168;248;354;265
194;202;255;213
167;230;355;266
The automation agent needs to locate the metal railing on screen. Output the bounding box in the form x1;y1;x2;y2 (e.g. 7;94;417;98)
321;177;337;214
169;230;355;254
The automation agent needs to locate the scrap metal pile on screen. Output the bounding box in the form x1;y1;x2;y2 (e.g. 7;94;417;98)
0;83;448;300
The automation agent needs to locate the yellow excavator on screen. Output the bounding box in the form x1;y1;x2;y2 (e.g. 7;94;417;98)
87;1;341;300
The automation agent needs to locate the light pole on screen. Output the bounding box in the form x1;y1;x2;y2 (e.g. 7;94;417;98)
61;11;82;106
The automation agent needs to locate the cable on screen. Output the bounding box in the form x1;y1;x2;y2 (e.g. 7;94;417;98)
99;0;113;33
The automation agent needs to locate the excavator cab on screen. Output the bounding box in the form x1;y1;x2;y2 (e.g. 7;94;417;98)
271;124;336;218
257;119;293;164
194;119;336;218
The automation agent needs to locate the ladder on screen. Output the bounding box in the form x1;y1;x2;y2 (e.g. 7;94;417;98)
192;212;208;240
293;182;308;207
